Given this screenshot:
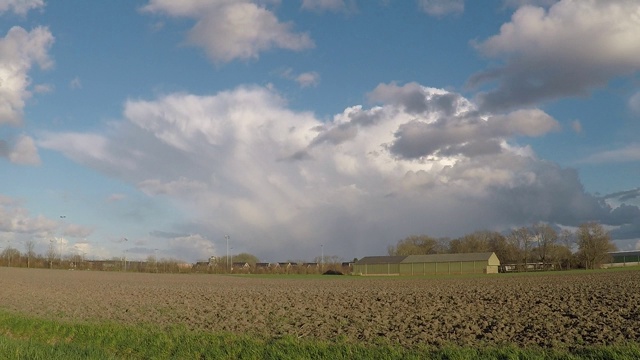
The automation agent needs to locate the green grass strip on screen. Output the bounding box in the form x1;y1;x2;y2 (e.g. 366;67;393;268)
1;310;640;359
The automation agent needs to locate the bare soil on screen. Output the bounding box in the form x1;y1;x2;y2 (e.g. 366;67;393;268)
1;267;638;348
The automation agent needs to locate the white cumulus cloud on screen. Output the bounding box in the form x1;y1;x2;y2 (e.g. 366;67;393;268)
0;196;57;235
5;135;40;165
295;71;320;88
0;26;54;126
40;83;619;260
142;0;314;64
279;68;320;88
469;0;640;111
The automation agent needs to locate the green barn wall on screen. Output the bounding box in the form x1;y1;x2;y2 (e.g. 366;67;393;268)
358;260;493;275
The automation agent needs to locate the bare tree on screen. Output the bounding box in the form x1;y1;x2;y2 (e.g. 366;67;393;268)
486;232;519;265
388;235;444;255
559;229;575;251
576;222;616;269
47;240;57;269
531;223;558;269
449;231;490;254
25;239;36;268
69;254;83;269
508;227;533;270
554;229;576;270
1;247;21;267
232;252;259;266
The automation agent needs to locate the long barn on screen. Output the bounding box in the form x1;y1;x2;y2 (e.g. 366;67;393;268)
353;252;500;276
605;250;640;268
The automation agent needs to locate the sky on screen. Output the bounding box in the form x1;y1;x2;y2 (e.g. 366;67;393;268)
1;0;640;263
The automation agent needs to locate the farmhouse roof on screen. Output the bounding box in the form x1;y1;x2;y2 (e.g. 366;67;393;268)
403;252;496;263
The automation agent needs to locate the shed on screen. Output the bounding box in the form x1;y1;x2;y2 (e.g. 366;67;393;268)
354;252;500;276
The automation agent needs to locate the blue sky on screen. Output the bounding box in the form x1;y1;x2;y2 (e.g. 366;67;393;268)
1;0;639;263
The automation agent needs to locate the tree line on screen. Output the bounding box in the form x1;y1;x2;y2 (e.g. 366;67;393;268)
387;222;617;271
0;243;349;274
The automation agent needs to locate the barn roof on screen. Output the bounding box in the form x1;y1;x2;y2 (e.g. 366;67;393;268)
355;256;407;265
403;252;496;263
356;252;498;265
609;250;640;257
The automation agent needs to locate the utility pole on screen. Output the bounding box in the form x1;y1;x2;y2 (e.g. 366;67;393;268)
230;247;234;273
122;237;128;271
60;216;66;266
321;244;324;272
49;239;54;268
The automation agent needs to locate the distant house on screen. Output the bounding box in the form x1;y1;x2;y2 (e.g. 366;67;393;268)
86;260;120;270
232;262;250;269
194;261;210;268
354;252;501;276
194;256;217;270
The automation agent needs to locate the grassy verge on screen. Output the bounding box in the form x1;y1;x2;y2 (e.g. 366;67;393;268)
1;310;640;359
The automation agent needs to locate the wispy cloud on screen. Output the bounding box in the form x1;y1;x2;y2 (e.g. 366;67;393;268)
0;0;44;16
501;0;558;9
570;120;582;134
106;193;126;202
34;83;53;93
301;0;349;13
578;144;640;164
279;68;320;88
70;76;82;89
418;0;464;16
629;91;640;116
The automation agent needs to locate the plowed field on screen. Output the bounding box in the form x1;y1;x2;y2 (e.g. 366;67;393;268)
1;267;638;348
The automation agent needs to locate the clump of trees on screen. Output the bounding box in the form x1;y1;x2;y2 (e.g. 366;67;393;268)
575;222;617;269
387;222;617;271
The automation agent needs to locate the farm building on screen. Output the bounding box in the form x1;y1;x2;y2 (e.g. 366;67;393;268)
354;252;500;276
605;251;640;268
